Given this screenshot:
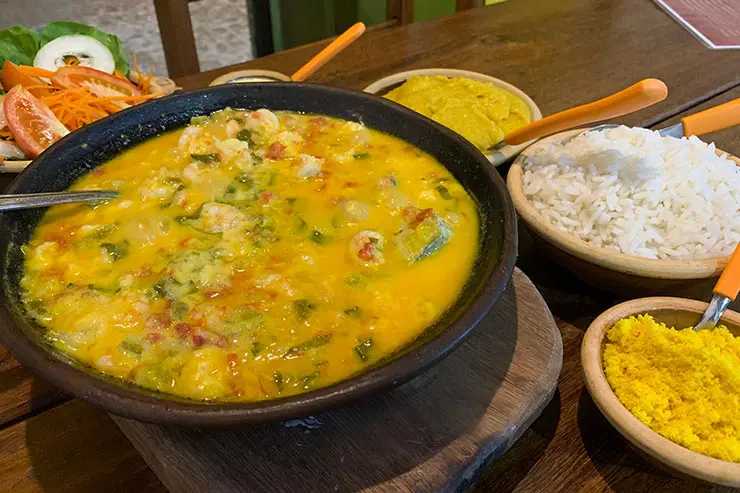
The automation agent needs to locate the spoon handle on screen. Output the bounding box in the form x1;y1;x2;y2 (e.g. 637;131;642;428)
715;242;740;301
0;191;118;211
695;243;740;331
681;97;740;137
502;78;668;146
291;22;366;82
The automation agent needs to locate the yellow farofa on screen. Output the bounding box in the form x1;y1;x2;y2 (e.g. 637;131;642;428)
603;314;740;463
384;75;531;151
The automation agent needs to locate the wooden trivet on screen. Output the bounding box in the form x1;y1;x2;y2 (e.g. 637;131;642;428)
112;267;562;492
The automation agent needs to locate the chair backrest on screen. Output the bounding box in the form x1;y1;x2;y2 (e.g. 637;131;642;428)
153;0;201;78
386;0;414;25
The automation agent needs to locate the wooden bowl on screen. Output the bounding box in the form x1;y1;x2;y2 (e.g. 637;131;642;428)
582;297;740;487
507;130;740;297
363;68;542;166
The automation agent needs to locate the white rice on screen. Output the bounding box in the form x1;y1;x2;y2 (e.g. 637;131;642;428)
521;126;740;260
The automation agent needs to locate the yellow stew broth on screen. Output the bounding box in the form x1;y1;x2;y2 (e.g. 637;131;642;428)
21;109;479;402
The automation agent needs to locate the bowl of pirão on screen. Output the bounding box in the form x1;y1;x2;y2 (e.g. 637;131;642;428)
0;83;517;426
507;119;740;296
363;68;542;166
0;22;177;171
582;296;740;487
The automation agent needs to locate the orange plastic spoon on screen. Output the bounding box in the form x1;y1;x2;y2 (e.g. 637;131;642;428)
660;97;740;137
500;78;668;147
291;22;366;82
695;242;740;331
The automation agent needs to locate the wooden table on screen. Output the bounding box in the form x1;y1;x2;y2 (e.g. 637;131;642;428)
1;0;739;491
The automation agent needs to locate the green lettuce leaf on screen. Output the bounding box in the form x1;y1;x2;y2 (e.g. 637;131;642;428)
0;25;43;66
40;21;130;74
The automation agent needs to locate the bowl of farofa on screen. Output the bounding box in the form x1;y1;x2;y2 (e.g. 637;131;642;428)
582;297;740;487
507;127;740;297
364;68;542;166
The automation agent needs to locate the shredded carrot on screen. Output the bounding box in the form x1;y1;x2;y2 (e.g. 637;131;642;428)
137;66;154;95
6;63;159;136
40;87;158;130
130;53;154;94
98;93;158;103
24;83;60;94
16;66;55;78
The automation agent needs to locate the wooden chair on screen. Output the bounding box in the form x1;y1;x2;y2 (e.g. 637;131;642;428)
154;0;276;78
386;0;414;25
153;0;201;78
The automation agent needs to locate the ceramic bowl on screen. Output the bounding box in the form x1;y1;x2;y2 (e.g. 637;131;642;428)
363;68;542;166
582;297;740;487
507;129;740;297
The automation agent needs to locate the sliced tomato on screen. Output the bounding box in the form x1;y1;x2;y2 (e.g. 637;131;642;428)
1;61;52;98
52;66;142;97
4;86;69;158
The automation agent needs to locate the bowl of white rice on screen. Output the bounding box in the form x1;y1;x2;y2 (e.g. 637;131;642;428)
507;126;740;296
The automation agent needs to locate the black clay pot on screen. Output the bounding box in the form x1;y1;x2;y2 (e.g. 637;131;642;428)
0;83;517;427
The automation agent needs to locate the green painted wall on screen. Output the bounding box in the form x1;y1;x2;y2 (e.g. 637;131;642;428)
273;0;507;51
357;0;385;25
357;0;507;25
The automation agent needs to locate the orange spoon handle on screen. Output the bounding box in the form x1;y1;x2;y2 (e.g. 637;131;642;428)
291;22;366;82
681;98;740;137
503;78;669;146
715;243;740;300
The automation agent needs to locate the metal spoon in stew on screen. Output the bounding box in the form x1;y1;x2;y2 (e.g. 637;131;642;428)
695;242;740;331
0;190;118;211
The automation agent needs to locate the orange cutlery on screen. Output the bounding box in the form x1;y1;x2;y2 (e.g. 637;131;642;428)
291;22;366;82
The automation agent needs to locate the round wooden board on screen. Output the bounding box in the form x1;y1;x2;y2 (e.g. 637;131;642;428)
111;267;562;492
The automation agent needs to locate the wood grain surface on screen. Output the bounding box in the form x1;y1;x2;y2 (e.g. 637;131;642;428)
0;399;164;493
112;268;562;493
0;346;67;429
0;1;740;491
474;318;738;493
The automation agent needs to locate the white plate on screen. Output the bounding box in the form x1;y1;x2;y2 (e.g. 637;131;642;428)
363;68;542;166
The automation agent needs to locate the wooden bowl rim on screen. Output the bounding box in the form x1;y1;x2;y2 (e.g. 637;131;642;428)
507;129;738;279
363;68;541;117
582;297;740;487
209;69;292;86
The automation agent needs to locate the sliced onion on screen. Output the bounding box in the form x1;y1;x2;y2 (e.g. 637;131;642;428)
0;96;6;130
0;140;25;160
338;200;370;222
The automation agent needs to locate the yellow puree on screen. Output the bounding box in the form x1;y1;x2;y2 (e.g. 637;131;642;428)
20;109;479;402
603;314;740;463
384;75;531;151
